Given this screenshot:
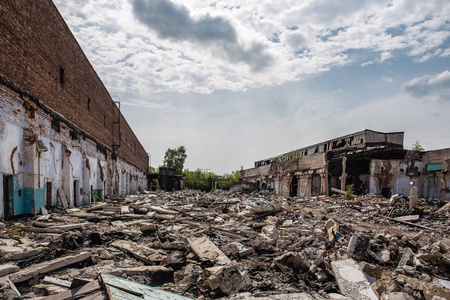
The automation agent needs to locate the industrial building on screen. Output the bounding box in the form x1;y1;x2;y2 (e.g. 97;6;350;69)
241;129;450;199
0;1;148;218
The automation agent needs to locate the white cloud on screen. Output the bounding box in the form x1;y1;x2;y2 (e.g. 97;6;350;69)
382;76;393;82
403;70;450;100
53;0;450;96
380;51;393;62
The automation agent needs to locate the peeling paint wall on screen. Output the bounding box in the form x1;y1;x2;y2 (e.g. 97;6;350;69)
369;150;450;199
0;85;147;217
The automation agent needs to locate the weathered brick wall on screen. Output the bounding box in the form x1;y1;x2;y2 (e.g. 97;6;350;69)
0;0;148;171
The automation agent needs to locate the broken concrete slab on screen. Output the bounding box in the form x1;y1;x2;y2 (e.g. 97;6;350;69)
10;251;91;283
397;247;414;269
347;233;370;259
397;275;450;300
274;252;310;274
187;235;232;265
331;258;378;300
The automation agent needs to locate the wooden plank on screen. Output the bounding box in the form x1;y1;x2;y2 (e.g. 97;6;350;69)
86;203;108;212
104;284;142;300
42;280;102;300
377;214;436;231
42;276;71;288
0;264;20;277
99;274;192;300
10;252;91;283
57;188;68;209
80;290;107;300
21;227;63;234
150;206;178;214
394;215;420;222
111;240;166;264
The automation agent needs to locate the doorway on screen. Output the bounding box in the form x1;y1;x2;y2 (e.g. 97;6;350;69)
46;182;52;206
290;176;298;197
3;175;14;220
312;174;322;195
73;180;80;206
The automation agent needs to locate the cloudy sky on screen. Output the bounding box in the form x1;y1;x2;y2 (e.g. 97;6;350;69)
53;0;450;174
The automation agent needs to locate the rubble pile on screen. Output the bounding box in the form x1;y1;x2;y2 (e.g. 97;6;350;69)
0;190;449;299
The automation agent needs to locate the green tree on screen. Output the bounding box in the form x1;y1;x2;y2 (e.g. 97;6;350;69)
218;170;241;190
411;141;424;151
183;169;216;192
163;146;187;174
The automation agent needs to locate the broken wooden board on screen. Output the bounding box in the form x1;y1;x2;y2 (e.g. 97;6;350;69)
21;227;63;234
85;203;108;212
111;240;166;264
0;276;20;297
2;247;47;262
42;279;102;300
187;235;232;265
99;273;192;300
57;188;68;208
149;206;178;214
48;223;91;231
0;264;19;277
394;215;420;222
108;265;172;277
10;252;91;283
42;276;71;288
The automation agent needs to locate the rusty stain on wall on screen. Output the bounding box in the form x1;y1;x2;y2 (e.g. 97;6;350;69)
10;146;18;175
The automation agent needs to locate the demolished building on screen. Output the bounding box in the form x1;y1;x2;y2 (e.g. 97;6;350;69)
241;129;450;199
0;0;149;218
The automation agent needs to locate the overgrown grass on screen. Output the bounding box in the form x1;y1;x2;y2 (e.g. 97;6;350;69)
6;225;22;238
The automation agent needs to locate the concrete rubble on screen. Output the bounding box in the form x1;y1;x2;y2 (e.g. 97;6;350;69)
0;190;448;299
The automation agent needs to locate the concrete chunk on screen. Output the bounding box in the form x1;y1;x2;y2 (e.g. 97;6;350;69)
187;235;231;265
331;258;378;300
207;263;250;295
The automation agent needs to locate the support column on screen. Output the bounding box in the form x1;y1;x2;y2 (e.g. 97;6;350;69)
324;155;329;196
340;156;347;191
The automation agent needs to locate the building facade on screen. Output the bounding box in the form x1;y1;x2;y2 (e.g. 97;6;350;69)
0;1;148;218
241;129;450;200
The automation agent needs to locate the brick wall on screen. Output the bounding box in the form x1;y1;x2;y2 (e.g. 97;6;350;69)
0;0;148;171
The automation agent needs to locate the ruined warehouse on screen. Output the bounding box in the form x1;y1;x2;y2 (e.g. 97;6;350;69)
241;129;450;199
0;1;149;218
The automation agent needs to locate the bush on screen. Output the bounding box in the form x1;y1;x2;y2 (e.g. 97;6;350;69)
344;184;354;200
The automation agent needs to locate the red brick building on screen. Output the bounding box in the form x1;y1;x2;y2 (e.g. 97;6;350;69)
0;0;149;217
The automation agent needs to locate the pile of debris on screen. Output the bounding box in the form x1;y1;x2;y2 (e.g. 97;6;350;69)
0;189;449;299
